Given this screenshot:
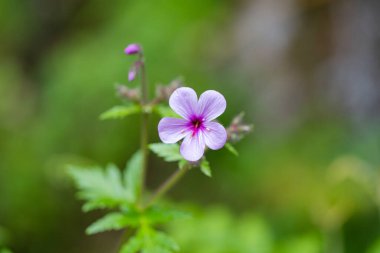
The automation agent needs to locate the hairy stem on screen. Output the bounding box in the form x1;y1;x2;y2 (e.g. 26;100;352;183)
140;61;149;204
145;165;189;208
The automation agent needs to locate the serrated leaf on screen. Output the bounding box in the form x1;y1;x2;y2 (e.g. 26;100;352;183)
149;143;182;162
100;105;141;120
154;105;179;118
86;212;140;235
144;231;179;253
120;235;143;253
155;232;180;252
82;200;114;212
124;150;143;202
144;206;190;225
68;164;131;211
81;198;129;212
225;143;239;156
106;164;127;197
121;228;179;253
200;159;211;177
141;229;179;253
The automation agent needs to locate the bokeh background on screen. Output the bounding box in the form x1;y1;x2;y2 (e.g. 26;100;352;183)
1;0;380;252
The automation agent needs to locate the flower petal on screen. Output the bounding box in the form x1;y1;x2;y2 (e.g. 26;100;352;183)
158;118;190;144
198;90;226;121
202;121;227;150
180;132;205;161
169;87;198;120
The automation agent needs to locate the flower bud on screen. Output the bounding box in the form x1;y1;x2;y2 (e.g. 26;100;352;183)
226;112;253;142
128;66;137;81
155;79;183;103
124;44;141;55
116;85;140;102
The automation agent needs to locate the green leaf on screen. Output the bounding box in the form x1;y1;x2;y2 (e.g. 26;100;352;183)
225;143;239;156
120;235;143;253
149;143;182;162
86;212;140;235
144;206;190;225
82;199;121;212
150;232;179;252
200;159;211;177
153;105;179;118
124;150;143;202
0;248;12;253
100;105;140;120
121;228;179;253
68;164;131;211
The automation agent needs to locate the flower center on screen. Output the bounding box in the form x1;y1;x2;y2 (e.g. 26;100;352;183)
192;118;203;129
190;118;204;136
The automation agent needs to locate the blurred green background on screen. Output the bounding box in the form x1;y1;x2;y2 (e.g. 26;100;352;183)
1;0;380;252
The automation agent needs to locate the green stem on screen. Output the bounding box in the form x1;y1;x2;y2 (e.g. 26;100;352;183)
145;165;189;208
140;60;149;204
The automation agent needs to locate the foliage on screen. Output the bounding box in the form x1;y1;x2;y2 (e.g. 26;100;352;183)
100;105;141;120
124;151;144;203
166;206;325;253
154;105;179;118
121;227;179;253
149;143;213;176
68;163;132;211
149;143;183;162
68;149;188;252
167;207;274;253
86;212;140;235
224;143;239;156
200;159;211;177
144;206;190;225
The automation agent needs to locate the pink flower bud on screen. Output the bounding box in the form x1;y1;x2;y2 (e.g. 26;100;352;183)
124;44;141;55
128;67;137;81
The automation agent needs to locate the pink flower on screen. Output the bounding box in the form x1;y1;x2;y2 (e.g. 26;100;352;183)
158;87;227;161
124;44;141;55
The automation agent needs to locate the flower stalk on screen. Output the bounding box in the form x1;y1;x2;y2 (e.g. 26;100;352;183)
139;58;149;205
144;164;190;208
132;48;189;208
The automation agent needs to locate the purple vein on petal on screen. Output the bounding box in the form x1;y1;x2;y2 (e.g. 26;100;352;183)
158;117;190;144
180;131;205;161
202;121;227;150
169;87;198;120
198;90;226;121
